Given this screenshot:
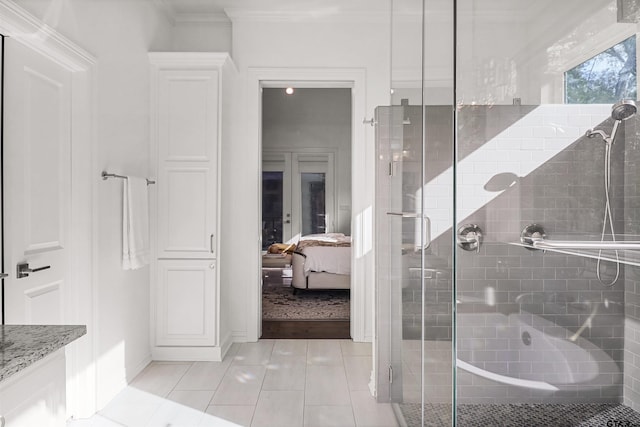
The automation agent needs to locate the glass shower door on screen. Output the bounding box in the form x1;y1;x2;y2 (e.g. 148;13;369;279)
379;0;456;425
376;103;455;425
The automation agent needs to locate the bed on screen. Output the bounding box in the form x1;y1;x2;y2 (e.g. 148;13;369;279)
290;233;351;293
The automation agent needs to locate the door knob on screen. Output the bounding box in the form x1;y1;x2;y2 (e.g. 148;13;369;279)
17;262;51;279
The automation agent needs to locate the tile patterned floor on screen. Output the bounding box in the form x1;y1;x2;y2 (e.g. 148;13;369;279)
68;339;399;427
398;402;640;427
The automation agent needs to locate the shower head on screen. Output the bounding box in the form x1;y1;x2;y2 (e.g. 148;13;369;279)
609;99;637;144
611;99;637;121
586;100;637;144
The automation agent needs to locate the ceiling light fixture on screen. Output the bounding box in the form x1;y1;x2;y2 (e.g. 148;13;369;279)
285;87;294;95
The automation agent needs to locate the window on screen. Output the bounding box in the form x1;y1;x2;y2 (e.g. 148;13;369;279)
565;35;637;103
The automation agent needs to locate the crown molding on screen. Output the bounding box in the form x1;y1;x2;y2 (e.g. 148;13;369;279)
174;12;231;24
224;8;389;24
149;51;233;69
0;0;95;71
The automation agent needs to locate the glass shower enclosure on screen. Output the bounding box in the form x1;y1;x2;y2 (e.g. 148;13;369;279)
377;0;640;425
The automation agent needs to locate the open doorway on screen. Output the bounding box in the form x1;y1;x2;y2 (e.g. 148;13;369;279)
260;86;352;338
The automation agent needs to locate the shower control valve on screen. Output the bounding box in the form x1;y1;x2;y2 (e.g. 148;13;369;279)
456;224;483;253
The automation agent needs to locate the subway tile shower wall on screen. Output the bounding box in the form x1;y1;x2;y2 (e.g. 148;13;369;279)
394;104;636;404
623;117;640;411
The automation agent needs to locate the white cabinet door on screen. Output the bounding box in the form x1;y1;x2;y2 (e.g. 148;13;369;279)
156;68;218;259
156;259;217;346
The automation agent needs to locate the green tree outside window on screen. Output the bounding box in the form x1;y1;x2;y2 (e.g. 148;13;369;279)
565;35;637;103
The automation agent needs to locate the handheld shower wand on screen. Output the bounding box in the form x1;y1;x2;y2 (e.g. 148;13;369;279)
586;99;637;143
585;100;637;286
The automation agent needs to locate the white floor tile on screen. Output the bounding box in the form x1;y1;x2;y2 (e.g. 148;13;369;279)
129;362;191;397
305;365;351;406
304;405;356;427
233;340;276;366
174;361;232;391
272;339;308;358
98;387;163;427
145;398;206;427
263;357;306;391
167;389;215;411
340;340;373;357
210;365;267;406
307;340;343;366
251;390;304;427
350;390;399;427
67;414;125;427
86;340;404;427
204;405;255;427
343;356;372;391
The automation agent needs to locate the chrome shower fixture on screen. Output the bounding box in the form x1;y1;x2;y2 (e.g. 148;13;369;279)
584;99;637;286
611;99;637;121
585;99;637;144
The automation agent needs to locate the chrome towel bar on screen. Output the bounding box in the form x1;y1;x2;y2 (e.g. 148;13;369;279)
101;171;155;185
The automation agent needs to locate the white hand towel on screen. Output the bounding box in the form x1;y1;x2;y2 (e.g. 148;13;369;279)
122;176;150;270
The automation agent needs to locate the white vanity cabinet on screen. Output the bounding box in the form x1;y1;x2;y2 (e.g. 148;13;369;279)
149;53;234;361
0;350;66;427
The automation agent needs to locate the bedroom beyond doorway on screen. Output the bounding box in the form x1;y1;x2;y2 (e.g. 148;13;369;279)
260;87;352;339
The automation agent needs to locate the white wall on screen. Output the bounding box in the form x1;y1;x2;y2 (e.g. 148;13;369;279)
172;20;232;52
16;0;174;410
221;15;391;342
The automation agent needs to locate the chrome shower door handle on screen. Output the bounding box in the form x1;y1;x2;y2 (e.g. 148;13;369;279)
16;262;51;279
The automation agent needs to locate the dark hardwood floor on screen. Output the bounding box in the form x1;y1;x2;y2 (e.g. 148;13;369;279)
261;320;350;339
261;266;350;339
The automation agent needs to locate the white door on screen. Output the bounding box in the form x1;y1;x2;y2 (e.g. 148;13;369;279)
0;38;4;323
3;38;72;324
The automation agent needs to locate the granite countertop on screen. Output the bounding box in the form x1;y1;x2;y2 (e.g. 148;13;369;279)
0;324;86;382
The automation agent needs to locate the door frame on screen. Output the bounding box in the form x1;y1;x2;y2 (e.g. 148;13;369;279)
0;1;97;418
247;67;368;342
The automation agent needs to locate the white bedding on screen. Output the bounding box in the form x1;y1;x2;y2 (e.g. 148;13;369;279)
302;246;351;275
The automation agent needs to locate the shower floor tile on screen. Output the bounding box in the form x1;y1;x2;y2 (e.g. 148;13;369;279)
398;402;640;427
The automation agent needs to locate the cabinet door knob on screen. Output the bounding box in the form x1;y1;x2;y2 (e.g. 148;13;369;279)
209;263;215;269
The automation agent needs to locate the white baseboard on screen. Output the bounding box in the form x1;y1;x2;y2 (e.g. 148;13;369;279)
232;331;248;343
126;354;152;383
220;332;234;359
151;346;223;361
